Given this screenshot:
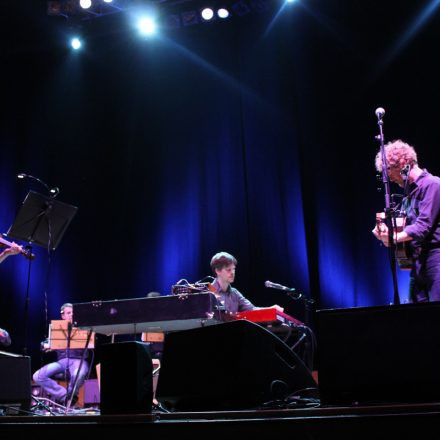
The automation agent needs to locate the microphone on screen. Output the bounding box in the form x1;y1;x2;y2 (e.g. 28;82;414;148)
375;107;385;119
400;164;411;176
17;173;60;197
265;280;295;292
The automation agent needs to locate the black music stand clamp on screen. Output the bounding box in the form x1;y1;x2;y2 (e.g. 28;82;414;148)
7;191;78;355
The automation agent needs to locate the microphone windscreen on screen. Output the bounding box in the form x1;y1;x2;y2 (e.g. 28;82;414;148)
375;107;385;118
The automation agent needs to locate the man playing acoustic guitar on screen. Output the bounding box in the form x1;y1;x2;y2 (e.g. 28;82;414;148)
372;139;440;302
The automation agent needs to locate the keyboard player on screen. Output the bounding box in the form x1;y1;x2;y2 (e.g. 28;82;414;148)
209;252;314;368
209;251;283;314
209;252;256;313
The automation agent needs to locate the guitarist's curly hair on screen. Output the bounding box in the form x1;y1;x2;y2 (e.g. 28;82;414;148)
375;139;418;172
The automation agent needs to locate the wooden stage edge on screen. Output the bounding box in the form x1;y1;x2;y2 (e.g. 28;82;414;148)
1;402;440;438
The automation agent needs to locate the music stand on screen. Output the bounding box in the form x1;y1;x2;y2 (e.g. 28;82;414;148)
48;320;94;410
8;190;78;251
7;191;78;355
49;320;95;350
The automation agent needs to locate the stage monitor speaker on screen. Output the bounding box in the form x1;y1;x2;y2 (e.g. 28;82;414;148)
316;302;440;405
0;353;31;414
156;320;316;411
100;341;153;414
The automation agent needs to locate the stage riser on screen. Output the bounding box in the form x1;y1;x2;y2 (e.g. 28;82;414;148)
316;302;440;405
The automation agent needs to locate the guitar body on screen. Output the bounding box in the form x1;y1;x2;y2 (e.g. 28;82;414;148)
376;213;412;270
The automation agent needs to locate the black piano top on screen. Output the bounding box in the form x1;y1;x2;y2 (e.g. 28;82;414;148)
73;293;222;335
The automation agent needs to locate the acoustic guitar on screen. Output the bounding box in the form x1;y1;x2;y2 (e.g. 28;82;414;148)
0;235;35;260
375;212;411;270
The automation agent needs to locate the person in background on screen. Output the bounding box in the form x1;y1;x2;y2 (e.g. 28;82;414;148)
0;328;11;347
33;303;90;406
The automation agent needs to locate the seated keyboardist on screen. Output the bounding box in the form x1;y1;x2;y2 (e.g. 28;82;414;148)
210;252;315;370
209;251;283;314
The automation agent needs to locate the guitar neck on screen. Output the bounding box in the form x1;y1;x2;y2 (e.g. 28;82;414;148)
0;235;35;260
0;236;14;248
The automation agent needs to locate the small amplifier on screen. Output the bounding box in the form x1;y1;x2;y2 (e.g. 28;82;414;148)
0;352;31;414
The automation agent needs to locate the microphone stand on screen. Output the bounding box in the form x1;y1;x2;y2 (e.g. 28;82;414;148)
65;329;93;412
285;290;315;368
22;244;33;356
269;285;315;370
285;290;315;307
65;322;72;407
17;173;60;198
375;109;400;305
19;201;53;355
14;175;61;355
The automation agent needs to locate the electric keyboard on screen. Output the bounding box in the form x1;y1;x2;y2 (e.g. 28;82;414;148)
234;308;304;327
73;293;222;335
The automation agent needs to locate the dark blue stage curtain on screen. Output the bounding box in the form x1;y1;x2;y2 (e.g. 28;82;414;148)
1;1;436;361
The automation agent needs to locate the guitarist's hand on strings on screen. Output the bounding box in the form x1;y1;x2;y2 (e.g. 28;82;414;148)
372;224;412;247
372;224;392;247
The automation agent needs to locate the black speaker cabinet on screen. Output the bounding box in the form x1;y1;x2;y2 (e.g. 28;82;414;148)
100;341;153;414
156;320;316;411
316;302;440;405
0;353;31;414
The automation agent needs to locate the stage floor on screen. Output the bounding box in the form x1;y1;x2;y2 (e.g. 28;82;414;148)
1;402;439;439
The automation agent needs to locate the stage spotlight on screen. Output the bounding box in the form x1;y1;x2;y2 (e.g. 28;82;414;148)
103;0;113;2
138;17;156;35
217;8;229;18
201;8;214;20
71;37;82;50
79;0;92;9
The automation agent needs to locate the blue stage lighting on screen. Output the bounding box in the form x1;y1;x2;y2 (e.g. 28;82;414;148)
71;37;82;50
138;17;156;35
217;8;229;18
201;8;214;20
79;0;92;9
